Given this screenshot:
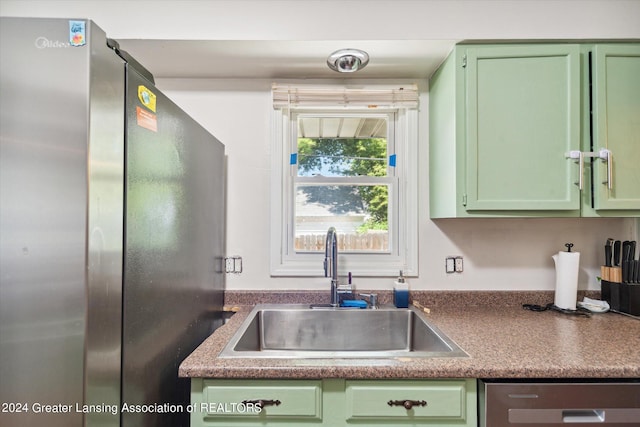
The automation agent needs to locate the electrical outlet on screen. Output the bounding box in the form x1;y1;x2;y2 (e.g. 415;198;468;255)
455;256;464;273
224;256;243;274
445;257;456;273
446;256;463;273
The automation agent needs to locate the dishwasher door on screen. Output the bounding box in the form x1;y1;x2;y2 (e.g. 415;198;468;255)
480;380;640;426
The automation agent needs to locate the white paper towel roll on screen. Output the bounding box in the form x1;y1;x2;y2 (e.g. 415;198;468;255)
553;251;580;310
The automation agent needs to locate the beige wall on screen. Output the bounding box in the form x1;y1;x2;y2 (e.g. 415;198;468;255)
2;0;638;291
155;77;632;291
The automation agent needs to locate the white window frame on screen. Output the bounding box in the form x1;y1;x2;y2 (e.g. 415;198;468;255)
270;106;418;278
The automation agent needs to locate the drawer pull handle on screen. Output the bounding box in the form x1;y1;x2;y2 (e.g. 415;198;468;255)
387;399;427;410
241;399;281;409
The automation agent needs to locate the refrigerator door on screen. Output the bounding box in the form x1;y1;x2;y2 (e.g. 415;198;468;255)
122;67;225;427
0;17;124;427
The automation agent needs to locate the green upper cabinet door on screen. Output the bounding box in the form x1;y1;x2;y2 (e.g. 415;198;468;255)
465;45;582;211
591;44;640;211
429;42;639;218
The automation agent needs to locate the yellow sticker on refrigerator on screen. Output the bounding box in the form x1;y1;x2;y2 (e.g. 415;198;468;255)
138;85;157;112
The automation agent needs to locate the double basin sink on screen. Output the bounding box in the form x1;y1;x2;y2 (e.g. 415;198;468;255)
219;304;468;359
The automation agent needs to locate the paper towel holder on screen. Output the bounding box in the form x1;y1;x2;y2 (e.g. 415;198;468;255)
565;243;574;252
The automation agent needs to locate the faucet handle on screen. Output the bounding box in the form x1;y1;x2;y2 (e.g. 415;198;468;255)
358;293;378;309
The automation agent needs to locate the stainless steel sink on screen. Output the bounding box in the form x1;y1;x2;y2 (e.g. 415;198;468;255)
219;304;468;358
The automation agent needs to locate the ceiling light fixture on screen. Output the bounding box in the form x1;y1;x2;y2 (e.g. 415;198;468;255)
327;48;369;73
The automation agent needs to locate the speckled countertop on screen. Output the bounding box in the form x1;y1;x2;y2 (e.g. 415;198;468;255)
179;291;640;379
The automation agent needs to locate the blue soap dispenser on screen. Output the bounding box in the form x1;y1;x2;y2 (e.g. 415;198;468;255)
393;270;409;308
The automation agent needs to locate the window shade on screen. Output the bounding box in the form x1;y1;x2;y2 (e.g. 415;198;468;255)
272;84;419;109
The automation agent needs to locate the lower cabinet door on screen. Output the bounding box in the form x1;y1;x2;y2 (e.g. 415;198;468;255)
190;378;477;427
192;379;323;426
345;379;476;426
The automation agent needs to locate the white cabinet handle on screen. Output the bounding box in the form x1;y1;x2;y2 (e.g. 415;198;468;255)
600;148;613;190
565;149;612;191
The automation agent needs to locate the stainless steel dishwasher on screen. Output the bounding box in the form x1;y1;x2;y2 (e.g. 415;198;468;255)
480;380;640;426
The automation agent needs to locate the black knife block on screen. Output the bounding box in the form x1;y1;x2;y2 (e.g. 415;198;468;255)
601;280;640;316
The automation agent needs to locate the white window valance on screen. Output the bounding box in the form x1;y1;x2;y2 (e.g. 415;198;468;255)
272;84;419;109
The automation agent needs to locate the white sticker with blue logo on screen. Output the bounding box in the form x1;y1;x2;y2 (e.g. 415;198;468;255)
69;21;86;47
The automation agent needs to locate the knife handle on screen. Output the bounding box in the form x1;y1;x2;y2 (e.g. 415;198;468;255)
605;245;612;267
613;240;621;266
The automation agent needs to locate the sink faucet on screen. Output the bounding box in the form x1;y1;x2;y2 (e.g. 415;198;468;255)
324;227;339;306
358;293;378;309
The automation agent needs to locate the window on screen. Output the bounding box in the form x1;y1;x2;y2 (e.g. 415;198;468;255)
294;112;393;253
270;85;418;277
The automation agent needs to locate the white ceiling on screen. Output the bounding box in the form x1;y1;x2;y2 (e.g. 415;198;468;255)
299;117;387;139
116;39;458;79
5;1;639;80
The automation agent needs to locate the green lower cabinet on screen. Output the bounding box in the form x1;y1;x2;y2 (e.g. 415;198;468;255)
190;378;477;427
345;380;475;426
191;379;323;426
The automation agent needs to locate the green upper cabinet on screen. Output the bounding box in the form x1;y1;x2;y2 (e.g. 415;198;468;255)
429;43;640;218
466;45;581;212
588;44;640;213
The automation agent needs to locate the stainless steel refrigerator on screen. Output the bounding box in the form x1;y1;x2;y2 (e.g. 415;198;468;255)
0;17;225;427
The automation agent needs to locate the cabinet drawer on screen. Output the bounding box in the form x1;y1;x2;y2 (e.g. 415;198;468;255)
199;379;322;421
345;380;470;423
